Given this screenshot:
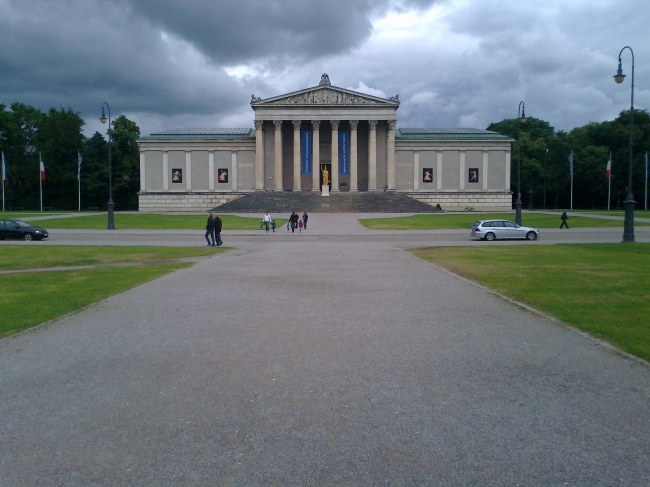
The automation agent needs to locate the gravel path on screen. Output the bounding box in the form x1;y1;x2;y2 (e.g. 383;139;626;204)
1;238;649;485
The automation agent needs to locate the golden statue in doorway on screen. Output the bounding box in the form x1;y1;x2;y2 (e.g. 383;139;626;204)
321;165;329;186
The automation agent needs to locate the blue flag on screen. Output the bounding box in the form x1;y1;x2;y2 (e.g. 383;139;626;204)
77;152;83;180
2;152;6;181
568;151;574;176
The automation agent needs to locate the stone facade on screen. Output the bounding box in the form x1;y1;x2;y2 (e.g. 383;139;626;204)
406;192;512;210
138;192;243;212
137;74;514;212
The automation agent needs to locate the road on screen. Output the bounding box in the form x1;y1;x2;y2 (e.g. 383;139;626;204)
1;215;649;485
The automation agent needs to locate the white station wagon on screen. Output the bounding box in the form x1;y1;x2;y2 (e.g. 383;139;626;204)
471;219;539;241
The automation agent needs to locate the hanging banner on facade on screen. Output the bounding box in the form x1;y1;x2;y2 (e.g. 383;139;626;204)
339;131;349;175
301;130;312;175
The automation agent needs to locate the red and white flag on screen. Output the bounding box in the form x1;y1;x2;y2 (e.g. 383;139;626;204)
605;154;611;180
40;159;45;180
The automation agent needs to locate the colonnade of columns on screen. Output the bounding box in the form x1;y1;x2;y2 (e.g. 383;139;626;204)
254;119;397;192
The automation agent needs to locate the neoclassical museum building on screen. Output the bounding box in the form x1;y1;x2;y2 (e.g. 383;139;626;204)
137;74;513;211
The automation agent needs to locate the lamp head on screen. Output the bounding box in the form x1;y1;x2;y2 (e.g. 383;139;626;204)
614;61;625;84
519;109;527;124
100;106;107;124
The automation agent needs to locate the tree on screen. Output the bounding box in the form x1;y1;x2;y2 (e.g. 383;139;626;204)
109;115;141;210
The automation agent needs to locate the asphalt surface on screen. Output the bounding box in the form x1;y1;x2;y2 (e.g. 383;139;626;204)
1;216;650;485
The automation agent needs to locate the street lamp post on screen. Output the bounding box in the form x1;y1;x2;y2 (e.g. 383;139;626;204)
100;103;115;230
614;46;635;242
515;101;527;225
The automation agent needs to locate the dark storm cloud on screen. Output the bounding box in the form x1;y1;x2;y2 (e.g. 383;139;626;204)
126;0;437;63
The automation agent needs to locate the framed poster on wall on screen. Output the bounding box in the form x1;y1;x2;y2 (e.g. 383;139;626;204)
468;168;479;183
172;168;183;183
422;168;433;183
218;168;229;183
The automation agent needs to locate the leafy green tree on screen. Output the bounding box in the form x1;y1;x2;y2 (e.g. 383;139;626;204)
109;115;141;210
80;132;109;209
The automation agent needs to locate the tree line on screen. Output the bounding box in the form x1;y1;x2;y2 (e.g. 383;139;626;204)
0;103;140;211
487;110;650;210
1;102;649;211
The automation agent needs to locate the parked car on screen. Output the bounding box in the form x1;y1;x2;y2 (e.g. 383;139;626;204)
0;219;49;241
471;219;539;241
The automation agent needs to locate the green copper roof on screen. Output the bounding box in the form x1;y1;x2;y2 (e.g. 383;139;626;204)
139;128;254;142
396;128;511;141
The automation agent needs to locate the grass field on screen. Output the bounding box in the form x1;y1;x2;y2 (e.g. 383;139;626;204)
0;212;68;218
0;245;226;337
413;244;650;361
42;213;286;230
0;245;221;270
359;213;644;230
580;210;650;218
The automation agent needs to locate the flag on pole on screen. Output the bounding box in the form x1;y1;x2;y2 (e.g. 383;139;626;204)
568;151;574;176
40;158;45;180
77;152;83;180
1;152;7;181
606;155;611;179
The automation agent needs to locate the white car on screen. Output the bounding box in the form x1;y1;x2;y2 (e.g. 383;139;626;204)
471;219;539;241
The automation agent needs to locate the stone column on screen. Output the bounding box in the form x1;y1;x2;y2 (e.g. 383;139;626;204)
162;151;169;190
208;151;215;190
459;150;466;190
387;120;396;190
254;120;264;190
231;151;238;191
331;120;339;192
292;120;301;191
311;121;320;192
274;120;283;192
185;151;192;191
139;151;146;191
413;151;420;191
505;150;511;190
368;120;378;191
436;150;442;190
482;150;489;190
349;120;358;191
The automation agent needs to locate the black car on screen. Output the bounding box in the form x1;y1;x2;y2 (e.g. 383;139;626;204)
0;219;49;241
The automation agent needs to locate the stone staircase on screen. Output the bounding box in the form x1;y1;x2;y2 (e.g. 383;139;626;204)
212;191;439;213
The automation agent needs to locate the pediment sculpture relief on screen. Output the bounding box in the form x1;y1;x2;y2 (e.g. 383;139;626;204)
267;89;393;106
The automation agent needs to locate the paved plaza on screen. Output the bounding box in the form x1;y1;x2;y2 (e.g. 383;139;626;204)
1;215;649;485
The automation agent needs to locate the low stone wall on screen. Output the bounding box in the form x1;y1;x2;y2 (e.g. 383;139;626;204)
138;192;245;212
405;191;512;211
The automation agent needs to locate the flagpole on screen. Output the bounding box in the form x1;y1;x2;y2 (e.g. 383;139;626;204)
570;151;574;211
39;152;43;212
608;151;612;211
2;152;5;213
640;151;648;211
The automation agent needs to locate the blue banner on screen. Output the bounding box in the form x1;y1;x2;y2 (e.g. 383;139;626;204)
339;131;349;175
301;130;312;175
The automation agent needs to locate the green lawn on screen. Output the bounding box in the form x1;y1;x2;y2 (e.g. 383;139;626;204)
413;244;650;361
359;213;646;230
0;264;190;337
0;245;222;270
42;213;286;230
0;212;68;218
579;210;650;218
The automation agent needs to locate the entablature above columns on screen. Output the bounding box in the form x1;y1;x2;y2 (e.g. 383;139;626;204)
253;107;397;121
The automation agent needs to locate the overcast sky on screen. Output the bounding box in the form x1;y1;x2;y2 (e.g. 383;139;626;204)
1;0;648;137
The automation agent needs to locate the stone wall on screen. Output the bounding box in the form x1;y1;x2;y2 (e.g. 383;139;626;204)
405;191;512;211
138;192;245;212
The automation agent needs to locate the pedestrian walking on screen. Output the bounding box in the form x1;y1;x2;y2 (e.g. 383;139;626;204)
298;219;303;232
214;214;223;245
560;211;569;229
263;211;272;232
302;212;308;230
205;213;215;246
290;212;299;233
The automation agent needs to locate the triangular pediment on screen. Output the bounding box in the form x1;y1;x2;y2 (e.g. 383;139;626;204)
251;85;399;108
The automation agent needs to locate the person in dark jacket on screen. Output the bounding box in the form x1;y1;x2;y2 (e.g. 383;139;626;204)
205;213;215;246
302;212;308;230
289;212;299;233
560;211;569;229
214;214;223;245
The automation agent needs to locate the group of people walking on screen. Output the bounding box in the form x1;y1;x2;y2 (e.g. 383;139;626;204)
288;212;308;233
205;213;223;246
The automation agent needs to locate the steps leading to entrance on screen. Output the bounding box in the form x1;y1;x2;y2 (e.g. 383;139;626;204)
213;191;438;213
